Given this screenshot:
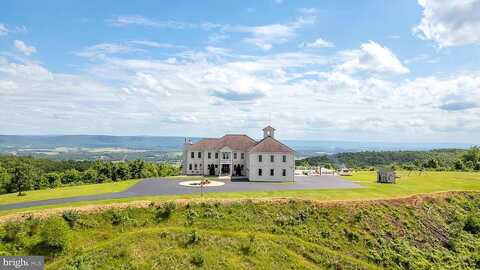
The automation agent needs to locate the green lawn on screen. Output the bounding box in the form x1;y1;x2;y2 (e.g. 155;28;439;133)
0;180;139;206
1;171;480;216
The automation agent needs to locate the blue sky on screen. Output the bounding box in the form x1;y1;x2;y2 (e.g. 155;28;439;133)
1;0;480;143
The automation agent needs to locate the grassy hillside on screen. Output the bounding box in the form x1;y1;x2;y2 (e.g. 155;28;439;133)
1;192;479;269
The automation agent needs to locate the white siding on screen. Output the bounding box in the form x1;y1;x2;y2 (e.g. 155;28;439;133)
247;152;294;182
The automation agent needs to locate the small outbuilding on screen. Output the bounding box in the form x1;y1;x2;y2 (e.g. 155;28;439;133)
377;169;396;184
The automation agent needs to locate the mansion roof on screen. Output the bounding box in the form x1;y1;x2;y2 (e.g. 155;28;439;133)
186;134;294;153
248;137;294;153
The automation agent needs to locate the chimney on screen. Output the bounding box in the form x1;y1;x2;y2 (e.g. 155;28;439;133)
262;126;276;139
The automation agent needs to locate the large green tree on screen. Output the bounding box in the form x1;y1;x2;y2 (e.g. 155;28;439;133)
9;162;34;196
462;146;480;167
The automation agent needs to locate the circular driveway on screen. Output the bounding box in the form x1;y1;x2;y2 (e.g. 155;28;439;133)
0;175;362;210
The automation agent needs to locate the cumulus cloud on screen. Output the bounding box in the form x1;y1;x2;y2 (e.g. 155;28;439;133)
337;41;409;75
300;38;334;48
2;40;480;140
13;40;36;55
414;0;480;47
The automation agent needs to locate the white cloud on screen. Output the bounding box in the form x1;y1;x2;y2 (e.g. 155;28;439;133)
13;40;36;56
337;41;409;75
2;40;480;141
300;38;334;48
76;43;142;59
108;15;221;31
108;14;315;51
0;24;8;36
414;0;480;47
230;15;316;50
129;40;185;49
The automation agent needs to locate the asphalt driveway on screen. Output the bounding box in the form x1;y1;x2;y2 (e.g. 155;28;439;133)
0;175;361;210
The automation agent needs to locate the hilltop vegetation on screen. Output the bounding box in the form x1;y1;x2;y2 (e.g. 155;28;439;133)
0;155;180;196
0;192;479;269
297;147;480;171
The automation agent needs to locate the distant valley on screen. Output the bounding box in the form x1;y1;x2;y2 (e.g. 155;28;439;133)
0;135;473;162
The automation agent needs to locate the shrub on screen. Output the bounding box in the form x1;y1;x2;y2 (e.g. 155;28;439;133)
45;172;62;188
185;209;198;226
155;202;176;221
40;217;70;252
474;162;480;171
464;215;480;234
62;169;81;184
454;160;465;171
111;210;130;226
3;222;24;243
186;230;201;245
190;253;204;267
62;210;80;227
240;234;256;255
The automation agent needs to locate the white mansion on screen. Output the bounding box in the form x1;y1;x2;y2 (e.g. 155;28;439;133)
183;126;295;181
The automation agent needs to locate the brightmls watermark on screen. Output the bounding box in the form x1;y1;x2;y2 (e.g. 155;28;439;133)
0;256;44;270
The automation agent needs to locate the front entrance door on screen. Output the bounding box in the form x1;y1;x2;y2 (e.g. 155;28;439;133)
234;165;242;176
208;164;215;176
221;164;230;175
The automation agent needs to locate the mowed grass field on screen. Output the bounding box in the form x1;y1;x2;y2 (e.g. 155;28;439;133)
0;180;139;205
0;171;480;215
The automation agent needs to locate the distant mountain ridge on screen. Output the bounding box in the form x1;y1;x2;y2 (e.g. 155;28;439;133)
0;135;472;155
0;135;198;151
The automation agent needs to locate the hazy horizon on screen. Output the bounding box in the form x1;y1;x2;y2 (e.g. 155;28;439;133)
0;134;474;148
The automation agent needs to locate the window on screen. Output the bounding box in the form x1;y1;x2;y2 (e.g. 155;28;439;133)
215;152;219;159
282;169;286;176
270;169;274;176
282;155;286;162
241;153;244;159
189;164;192;170
194;164;197;169
258;169;262;176
258;155;262;162
234;152;237;159
215;164;218;168
191;152;194;158
270;155;274;162
198;152;202;158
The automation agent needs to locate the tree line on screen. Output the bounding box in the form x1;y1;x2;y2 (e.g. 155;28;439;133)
0;155;181;195
296;147;480;171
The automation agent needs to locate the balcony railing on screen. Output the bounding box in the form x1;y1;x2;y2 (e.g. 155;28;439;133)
219;158;233;164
